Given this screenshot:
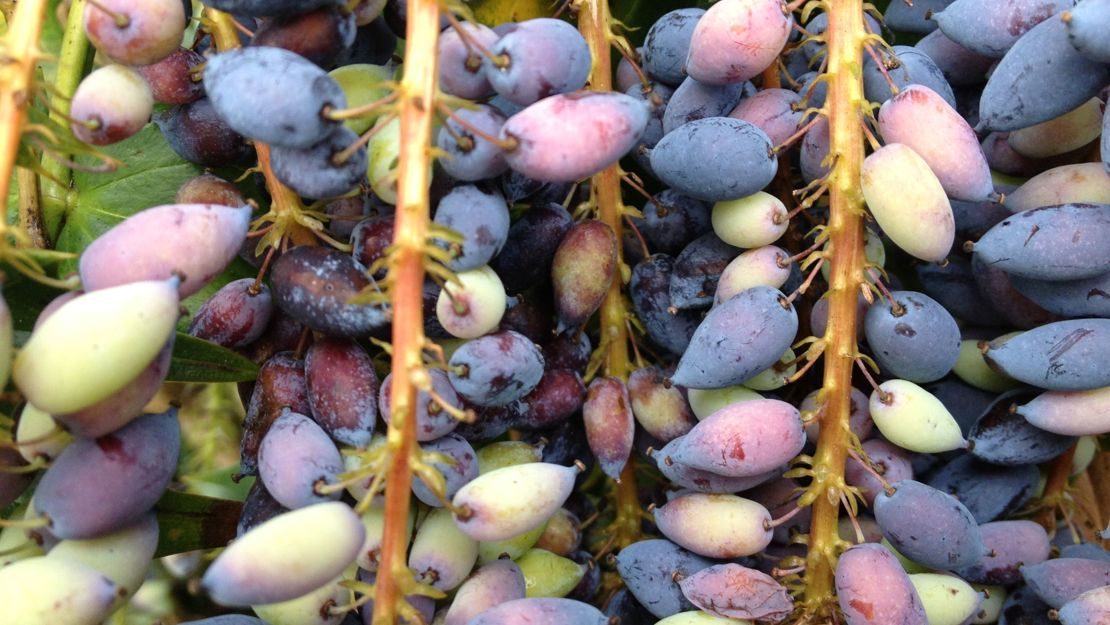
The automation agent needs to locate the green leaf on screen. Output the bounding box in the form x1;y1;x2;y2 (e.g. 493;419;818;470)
55;124;203;273
168;332;260;383
153;489;243;557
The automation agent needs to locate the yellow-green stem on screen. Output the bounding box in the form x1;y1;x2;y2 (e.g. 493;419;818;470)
579;0;640;548
803;0;868;613
371;1;439;623
0;0;49;229
39;0;91;241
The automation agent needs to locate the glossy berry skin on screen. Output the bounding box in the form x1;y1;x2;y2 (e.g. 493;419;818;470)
70;65;153;146
84;0;186;66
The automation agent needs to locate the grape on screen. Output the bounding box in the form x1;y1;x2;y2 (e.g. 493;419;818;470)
661;77;746;134
16;402;72;463
437;105;510;181
501;91;651;183
914;30;997;86
203;46;346;149
258;410;342;509
711;192;787;250
627;366;696;442
237;481;289;537
967;388;1076;464
136;47;205;104
1009;271;1110;318
240;353;311;479
927;453;1039;523
863;290;961;383
0;447;32;510
13;280;179;416
971;253;1063;330
671;286;798;389
80;203;251;298
485;18;591;105
47;512;159;598
1000;586;1055;625
491;202;573;294
916;257;1001;327
1064;0;1110;63
70;65;153;146
654;438;779;493
463;598;607;625
860;144;955;263
438;21;498;99
797;71;829;110
1022;559;1110;608
199;0;341;17
516;548;585;598
408;507;478;591
84;0;185;66
982;319;1110;390
1058;585;1110;625
444;560;527;625
874;479;986;570
328;63;392;135
643;9;705;86
551;220;617;331
630;189;710;257
845;439;913;507
378;368;460;441
685;0;792;85
649;117;778;203
581;377;634;480
189;278;273;348
412;433;477;507
670;398;803;477
433;184;510;271
1008;98;1104;158
1005;164;1110;213
835;543;928;625
202;502;364;607
1015;386;1110;436
54;335;174;439
653;493;772;558
954;520;1050;585
252;575;347;625
498;295;553;344
1061;544;1110;563
669;233;742;309
869;379;966;453
978;16;1110;131
862;46;957;107
436;266;507;340
351;215;393;275
269;245;389;337
615;539;715;618
477;522;547;565
179;172;248;207
251;6;355;69
678;563;793;621
728;90;803;149
447;330;544;407
155;98;254;167
878;84;993;201
0;557;119;625
270;125;368;199
451;462;576;542
934;0;1072;57
885;0;953;33
630;254;701;356
34;409;180;539
909;573;983;625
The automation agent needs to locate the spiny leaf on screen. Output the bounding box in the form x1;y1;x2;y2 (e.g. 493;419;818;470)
167;332;260;383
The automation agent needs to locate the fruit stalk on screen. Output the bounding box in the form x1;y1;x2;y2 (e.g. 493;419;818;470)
578;0;640;546
0;0;49;228
39;0;92;242
802;0;868;611
370;1;440;623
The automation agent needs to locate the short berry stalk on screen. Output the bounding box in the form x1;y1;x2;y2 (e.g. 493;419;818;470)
800;0;869;615
370;1;441;623
578;0;642;548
